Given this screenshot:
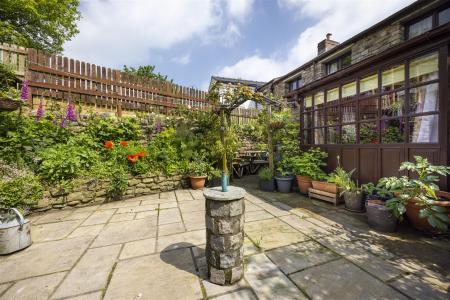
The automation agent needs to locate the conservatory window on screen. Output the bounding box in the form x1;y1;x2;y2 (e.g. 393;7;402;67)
327;126;339;144
409;115;439;143
359;122;379;144
359;98;378;120
341;124;356;144
381;119;405;144
342;81;356;98
314;91;325;108
409;52;438;84
304;96;312;108
359;74;378;97
314;128;325;144
326;87;339;103
382;65;404;92
381;91;405;118
409;83;439;114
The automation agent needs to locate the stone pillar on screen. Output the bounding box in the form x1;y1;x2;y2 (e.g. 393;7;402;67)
204;186;245;285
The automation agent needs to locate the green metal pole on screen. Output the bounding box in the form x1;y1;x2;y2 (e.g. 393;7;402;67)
220;108;228;192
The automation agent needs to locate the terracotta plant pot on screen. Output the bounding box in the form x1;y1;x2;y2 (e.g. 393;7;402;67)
405;198;450;233
189;176;207;190
366;200;397;232
344;191;364;212
311;180;338;194
296;175;312;194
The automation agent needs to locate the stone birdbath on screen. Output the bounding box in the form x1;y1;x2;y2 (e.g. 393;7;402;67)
204;186;246;285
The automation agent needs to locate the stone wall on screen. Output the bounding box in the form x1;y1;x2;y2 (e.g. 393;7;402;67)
35;174;188;211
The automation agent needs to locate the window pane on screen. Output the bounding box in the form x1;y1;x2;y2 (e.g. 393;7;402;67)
314;128;325;144
327;87;339;103
409;83;439;114
305;96;312;108
327;62;338;74
382;65;405;92
381;91;405;118
359;98;378;120
342;101;356;123
439;8;450;25
341;54;351;68
408;16;433;39
409;52;438;84
381;119;405;144
359;122;379;144
327;126;339;144
360;74;378;96
326;106;339;125
342;124;356;144
314;91;325;108
314;109;326;127
409;114;438;143
304;111;312;128
342;81;356;98
303;130;311;145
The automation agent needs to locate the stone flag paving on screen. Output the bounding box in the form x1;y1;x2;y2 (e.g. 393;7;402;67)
0;187;448;300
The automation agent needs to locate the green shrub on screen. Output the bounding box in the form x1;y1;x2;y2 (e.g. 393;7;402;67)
258;167;273;181
147;128;180;174
0;113;72;165
0;162;43;210
291;148;327;180
37;143;100;186
187;158;211;177
85;115;142;144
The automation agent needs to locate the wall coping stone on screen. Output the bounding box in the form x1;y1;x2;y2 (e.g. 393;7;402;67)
203;186;246;201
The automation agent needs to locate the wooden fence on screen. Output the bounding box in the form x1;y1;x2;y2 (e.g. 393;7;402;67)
0;43;260;122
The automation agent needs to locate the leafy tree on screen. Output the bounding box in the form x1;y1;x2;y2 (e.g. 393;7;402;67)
0;0;81;53
123;65;172;82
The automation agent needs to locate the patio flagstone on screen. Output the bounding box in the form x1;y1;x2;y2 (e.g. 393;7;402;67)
1;272;65;300
52;244;121;298
0;236;92;283
2;185;449;300
104;248;202;300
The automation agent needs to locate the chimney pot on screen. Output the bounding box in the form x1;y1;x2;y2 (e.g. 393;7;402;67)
326;33;332;40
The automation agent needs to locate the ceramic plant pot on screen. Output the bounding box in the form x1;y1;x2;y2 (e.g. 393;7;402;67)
311;180;338;194
275;176;294;193
366;200;397;232
259;178;276;192
296;175;312;194
344;191;364;212
190;176;207;190
405;198;450;233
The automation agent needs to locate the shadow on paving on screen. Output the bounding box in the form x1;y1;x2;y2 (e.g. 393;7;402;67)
160;243;204;277
233;175;450;285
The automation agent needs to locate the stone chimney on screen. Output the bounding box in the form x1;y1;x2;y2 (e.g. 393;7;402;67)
317;33;339;56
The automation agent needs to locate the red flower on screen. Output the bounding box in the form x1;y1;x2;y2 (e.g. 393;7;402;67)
104;141;114;149
127;154;139;163
120;141;129;147
136;152;146;157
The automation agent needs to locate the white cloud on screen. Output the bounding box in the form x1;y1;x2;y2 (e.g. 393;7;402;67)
226;0;255;21
218;0;415;82
171;54;191;65
64;0;255;67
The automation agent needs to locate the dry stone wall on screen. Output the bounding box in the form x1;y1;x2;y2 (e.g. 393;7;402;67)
35;174;188;211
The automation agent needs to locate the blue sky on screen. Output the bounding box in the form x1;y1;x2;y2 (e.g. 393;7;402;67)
64;0;415;90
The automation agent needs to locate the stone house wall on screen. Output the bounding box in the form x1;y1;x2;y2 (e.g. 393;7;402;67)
35;174;188;211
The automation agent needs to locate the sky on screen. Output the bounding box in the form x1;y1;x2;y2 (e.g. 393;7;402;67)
63;0;416;91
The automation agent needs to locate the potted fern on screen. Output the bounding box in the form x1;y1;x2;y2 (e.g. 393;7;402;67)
187;158;211;190
328;164;363;212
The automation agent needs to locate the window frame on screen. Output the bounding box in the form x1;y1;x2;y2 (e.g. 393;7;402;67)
300;49;440;146
405;3;450;40
326;52;352;75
